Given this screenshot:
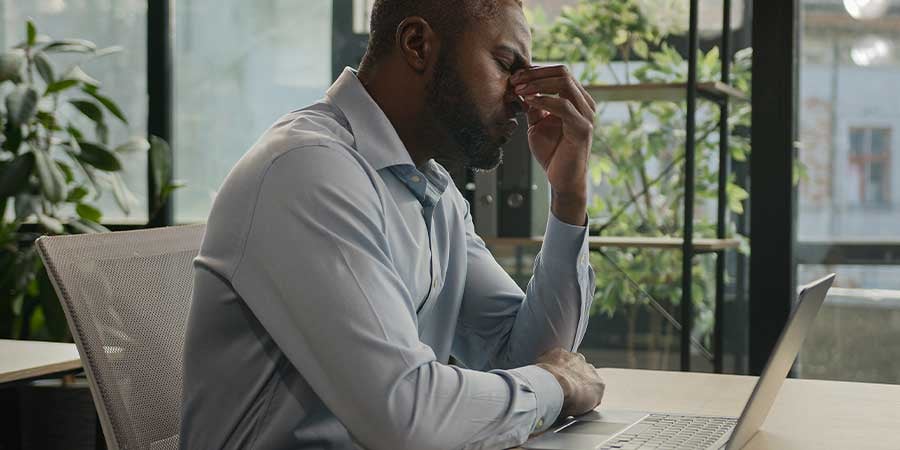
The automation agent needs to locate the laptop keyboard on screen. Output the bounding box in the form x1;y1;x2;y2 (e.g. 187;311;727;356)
599;414;737;450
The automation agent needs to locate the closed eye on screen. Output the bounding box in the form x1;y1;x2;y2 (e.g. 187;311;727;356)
495;58;513;73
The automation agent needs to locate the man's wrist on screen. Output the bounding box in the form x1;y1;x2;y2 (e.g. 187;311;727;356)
511;365;566;434
550;190;587;226
536;362;571;409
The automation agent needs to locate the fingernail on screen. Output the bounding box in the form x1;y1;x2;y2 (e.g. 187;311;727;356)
515;84;529;94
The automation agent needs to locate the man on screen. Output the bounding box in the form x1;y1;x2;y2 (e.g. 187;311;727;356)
179;0;605;448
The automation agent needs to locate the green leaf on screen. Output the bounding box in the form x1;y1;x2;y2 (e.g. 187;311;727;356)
68;218;109;234
96;122;109;145
158;182;185;204
94;46;124;58
613;29;629;46
36;111;59;131
114;137;150;154
632;39;649;59
33;52;55;84
65;145;101;196
26;20;37;47
36;212;64;234
793;160;808;186
0;50;26;82
66;186;89;203
12;34;51;49
33;148;68;203
83;87;127;124
726;183;749;214
76;141;121;171
0;153;36;198
44;78;79;94
66;125;84;140
110;173;135;215
61;66;99;88
3;121;23;153
56;160;74;183
149;135;173;196
75;203;102;223
69;99;104;124
42;39;97;54
5;86;39;127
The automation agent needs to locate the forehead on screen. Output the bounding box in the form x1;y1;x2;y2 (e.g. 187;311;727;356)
465;1;532;61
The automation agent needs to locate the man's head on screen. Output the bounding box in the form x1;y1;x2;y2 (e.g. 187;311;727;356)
358;0;531;170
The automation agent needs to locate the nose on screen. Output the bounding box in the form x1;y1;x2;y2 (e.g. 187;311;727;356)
505;88;526;115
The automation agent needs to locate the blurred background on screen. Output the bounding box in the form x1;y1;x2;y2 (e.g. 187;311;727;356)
1;0;899;447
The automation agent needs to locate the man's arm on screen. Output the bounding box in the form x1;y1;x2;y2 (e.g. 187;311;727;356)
452;201;596;371
453;63;602;422
230;146;562;450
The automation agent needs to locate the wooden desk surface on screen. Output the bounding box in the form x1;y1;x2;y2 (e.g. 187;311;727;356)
0;339;81;384
595;368;900;449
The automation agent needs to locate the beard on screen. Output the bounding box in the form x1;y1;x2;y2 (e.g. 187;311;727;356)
425;47;506;171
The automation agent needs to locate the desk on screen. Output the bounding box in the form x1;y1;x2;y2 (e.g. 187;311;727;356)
588;368;900;449
0;339;81;384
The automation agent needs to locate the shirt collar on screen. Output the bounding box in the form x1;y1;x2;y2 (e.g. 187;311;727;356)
326;67;415;171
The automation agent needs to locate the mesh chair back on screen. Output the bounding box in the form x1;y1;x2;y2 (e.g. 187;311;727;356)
35;225;205;450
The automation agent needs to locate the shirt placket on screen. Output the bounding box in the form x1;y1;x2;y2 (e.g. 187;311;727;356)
392;167;441;313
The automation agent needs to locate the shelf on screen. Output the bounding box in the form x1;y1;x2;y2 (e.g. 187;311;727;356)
585;81;746;103
483;236;741;254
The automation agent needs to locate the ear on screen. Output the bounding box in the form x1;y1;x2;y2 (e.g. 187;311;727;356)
395;16;438;73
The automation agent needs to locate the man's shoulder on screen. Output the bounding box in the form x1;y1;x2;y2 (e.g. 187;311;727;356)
224;101;371;184
257;101;357;161
199;101;377;280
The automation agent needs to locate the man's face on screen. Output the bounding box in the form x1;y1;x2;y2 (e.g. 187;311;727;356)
425;1;532;171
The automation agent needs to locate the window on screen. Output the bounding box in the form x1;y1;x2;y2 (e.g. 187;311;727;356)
353;0;376;33
848;127;891;207
1;0;148;223
797;0;900;384
173;0;332;222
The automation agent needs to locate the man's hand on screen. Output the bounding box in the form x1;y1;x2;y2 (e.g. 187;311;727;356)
510;65;596;226
536;348;605;418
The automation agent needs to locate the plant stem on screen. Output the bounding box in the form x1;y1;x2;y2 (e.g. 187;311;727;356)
595;121;719;234
606;62;621;85
599;142;651;226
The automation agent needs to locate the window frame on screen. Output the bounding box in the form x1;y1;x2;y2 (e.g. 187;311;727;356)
847;126;892;208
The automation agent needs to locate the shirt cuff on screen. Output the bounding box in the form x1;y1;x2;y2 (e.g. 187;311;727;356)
541;212;590;268
508;365;564;434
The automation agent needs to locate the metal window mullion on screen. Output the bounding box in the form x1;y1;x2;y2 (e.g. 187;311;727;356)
750;0;799;376
682;0;700;372
714;0;734;374
148;0;174;227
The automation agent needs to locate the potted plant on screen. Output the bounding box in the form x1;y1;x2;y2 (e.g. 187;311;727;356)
0;19;180;342
0;19;180;449
528;0;753;369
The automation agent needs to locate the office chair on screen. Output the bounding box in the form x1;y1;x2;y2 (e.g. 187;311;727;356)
35;225;205;450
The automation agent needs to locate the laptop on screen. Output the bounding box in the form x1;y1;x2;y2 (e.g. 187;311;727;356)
523;273;836;450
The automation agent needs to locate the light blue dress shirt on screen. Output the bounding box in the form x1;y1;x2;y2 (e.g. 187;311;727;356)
179;68;596;450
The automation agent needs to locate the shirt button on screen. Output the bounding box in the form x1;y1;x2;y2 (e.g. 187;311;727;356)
410;175;421;183
433;278;440;288
536;418;544;429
